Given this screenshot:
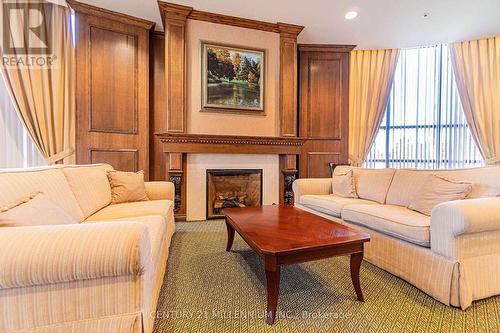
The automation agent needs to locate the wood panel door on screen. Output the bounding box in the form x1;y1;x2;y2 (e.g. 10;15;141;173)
298;45;354;178
72;2;153;178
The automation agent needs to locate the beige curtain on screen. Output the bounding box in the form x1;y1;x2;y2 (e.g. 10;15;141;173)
348;49;400;166
449;37;500;165
0;2;75;164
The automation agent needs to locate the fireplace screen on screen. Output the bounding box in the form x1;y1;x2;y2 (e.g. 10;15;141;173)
206;169;263;219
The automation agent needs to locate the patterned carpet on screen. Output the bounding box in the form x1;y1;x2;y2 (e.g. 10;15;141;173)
153;220;500;333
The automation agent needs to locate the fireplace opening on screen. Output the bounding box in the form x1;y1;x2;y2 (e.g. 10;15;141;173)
206;169;263;219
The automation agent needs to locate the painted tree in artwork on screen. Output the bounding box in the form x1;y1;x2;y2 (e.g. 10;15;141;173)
215;48;230;62
207;48;220;82
248;59;260;83
236;56;250;81
207;47;235;81
207;46;261;84
231;52;241;75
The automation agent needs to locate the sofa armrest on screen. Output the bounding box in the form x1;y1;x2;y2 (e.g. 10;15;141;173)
431;197;500;258
145;181;175;201
292;178;332;204
0;222;150;289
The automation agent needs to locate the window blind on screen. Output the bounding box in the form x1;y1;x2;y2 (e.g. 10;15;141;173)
365;45;483;169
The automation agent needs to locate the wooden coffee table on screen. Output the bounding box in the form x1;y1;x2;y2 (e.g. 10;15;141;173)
223;205;370;324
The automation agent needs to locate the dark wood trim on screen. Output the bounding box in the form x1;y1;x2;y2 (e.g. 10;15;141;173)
189;9;280;33
157;2;304;36
156;134;304;155
298;44;356;53
278;24;302;137
157;133;305;155
158;1;191;134
158;2;193;25
277;22;305;38
157;133;305;146
67;0;155;29
151;31;165;39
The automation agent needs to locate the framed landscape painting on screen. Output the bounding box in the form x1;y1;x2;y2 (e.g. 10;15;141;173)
202;42;265;112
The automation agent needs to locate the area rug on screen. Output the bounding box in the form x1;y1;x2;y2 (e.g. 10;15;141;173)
153;221;500;332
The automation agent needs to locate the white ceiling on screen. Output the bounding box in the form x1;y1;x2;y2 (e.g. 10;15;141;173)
80;0;500;49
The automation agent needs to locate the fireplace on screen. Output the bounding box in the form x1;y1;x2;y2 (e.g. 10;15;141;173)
206;169;263;219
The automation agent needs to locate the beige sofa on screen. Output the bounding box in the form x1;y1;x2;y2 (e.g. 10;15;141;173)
293;166;500;310
0;164;175;333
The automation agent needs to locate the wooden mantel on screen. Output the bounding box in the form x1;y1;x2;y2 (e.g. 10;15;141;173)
155;133;304;220
156;133;306;154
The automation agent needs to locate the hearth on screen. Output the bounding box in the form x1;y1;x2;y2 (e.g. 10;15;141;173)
206;169;263;219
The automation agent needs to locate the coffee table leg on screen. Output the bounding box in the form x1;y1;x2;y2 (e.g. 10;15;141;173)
350;252;364;302
264;256;280;325
225;219;235;251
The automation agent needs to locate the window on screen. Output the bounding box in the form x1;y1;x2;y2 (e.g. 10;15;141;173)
365;45;484;169
0;74;46;168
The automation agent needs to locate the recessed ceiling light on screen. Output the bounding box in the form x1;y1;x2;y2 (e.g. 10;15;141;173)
345;11;358;20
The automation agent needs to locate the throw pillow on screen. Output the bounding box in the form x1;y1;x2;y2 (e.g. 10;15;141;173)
107;170;149;204
0;192;77;227
332;169;357;198
356;168;396;204
408;174;473;216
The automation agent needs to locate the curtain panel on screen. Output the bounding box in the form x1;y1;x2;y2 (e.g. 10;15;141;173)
348;48;400;166
365;45;483;169
0;1;75;164
449;37;500;165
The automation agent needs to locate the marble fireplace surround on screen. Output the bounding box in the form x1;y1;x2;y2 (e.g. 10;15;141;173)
156;133;306;221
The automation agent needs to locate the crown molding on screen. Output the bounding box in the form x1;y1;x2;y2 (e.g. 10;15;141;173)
298;44;357;52
188;9;279;33
157;2;303;36
67;0;155;29
277;22;305;39
158;1;193;27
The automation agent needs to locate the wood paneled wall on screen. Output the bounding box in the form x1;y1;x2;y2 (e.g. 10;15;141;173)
158;3;192;134
70;0;154;178
150;32;167;181
70;0;354;212
298;45;355;178
278;23;303;137
155;2;305;219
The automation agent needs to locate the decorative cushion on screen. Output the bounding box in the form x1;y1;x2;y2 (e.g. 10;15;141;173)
107;170;149;204
301;194;377;218
62;164;113;218
355;168;396;204
0;167;84;222
341;204;431;247
332;169;357;198
0;193;77;227
408;174;473;216
386;167;500;207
